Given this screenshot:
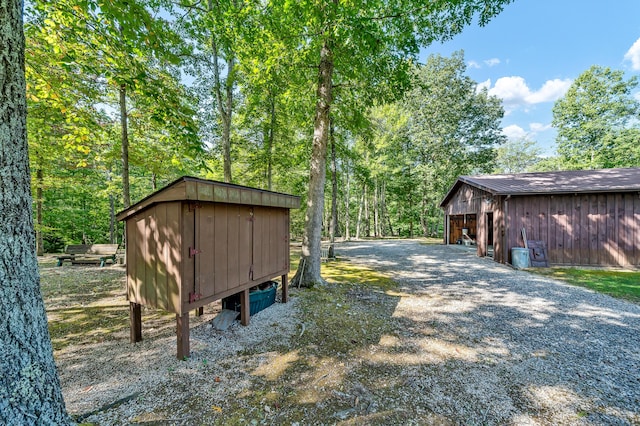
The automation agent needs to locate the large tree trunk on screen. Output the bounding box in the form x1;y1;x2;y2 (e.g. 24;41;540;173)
0;2;71;422
120;84;131;209
290;40;333;288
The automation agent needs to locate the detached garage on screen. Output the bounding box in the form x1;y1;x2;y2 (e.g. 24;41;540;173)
440;168;640;268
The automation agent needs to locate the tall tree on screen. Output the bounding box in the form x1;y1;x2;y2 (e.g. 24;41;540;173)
178;0;254;183
0;0;71;422
404;52;505;235
494;137;542;173
553;65;640;169
273;0;515;287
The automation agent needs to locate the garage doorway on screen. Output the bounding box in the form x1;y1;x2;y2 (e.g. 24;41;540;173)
486;212;494;258
449;214;477;244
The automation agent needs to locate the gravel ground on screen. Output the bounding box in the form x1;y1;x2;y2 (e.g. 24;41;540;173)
336;240;640;425
56;240;640;425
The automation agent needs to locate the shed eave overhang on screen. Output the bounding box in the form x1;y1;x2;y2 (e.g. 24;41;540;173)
116;176;301;222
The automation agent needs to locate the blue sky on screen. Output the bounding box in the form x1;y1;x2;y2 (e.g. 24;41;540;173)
420;0;640;155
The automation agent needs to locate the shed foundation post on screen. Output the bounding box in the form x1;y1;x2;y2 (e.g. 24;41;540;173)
281;273;288;303
176;313;190;360
240;288;250;326
130;302;142;343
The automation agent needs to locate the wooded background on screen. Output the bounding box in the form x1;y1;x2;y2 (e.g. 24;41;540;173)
25;1;640;254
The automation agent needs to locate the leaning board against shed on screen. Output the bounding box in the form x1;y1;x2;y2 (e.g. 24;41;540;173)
116;176;300;359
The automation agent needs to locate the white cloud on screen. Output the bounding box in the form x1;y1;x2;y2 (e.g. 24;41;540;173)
476;79;491;92
502;122;554;142
468;60;481;69
634;91;640;102
526;79;573;103
624;37;640;71
502;124;527;140
488;76;572;112
489;76;530;105
484;58;500;67
529;122;552;133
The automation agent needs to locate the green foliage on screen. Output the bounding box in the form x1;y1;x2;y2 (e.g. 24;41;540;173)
24;0;515;249
494;137;542;173
392;52;505;236
553;65;640;169
25;0;205;247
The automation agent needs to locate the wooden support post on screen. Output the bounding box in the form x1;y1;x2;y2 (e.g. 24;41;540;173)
240;288;250;326
176;312;190;360
130;302;142;343
281;273;288;303
196;306;204;317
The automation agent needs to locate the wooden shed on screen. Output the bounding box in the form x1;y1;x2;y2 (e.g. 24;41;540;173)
116;176;300;358
440;168;640;268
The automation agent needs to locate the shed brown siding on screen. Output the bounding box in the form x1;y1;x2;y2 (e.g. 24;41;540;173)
126;202;182;313
126;201;291;315
503;193;640;267
118;177;300;358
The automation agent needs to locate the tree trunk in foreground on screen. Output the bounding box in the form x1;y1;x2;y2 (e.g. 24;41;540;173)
290;40;333;288
0;1;71;423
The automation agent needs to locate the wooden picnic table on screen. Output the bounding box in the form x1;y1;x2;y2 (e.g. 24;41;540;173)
56;244;119;267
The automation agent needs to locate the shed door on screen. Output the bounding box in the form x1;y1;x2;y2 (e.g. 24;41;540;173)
251;206;289;282
192;204;253;303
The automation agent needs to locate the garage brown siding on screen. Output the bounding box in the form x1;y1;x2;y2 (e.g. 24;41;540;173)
443;183;500;259
506;193;640;267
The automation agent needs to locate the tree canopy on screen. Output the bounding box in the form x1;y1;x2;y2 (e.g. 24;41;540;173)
553;65;640;169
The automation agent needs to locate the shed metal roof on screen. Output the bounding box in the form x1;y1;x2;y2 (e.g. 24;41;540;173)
117;176;301;221
440;167;640;207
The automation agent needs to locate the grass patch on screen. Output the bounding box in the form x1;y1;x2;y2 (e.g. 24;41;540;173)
532;268;640;304
39;260;175;351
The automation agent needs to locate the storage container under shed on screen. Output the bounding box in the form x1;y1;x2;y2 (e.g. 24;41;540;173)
116;176;300;359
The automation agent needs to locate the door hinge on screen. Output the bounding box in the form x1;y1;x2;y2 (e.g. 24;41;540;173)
189;292;202;303
189;247;202;257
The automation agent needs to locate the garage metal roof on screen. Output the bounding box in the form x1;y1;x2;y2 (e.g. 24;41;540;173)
440;167;640;207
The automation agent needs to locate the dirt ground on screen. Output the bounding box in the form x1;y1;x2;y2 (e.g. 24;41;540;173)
43;241;640;425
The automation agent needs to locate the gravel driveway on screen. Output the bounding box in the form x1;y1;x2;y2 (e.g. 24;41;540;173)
336;240;640;425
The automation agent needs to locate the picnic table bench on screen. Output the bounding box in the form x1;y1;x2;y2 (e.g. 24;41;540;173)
56;244;119;267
